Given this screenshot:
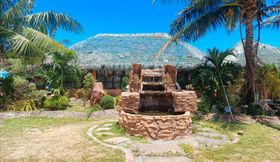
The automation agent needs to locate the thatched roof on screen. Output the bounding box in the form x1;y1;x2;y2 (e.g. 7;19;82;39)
70;33;205;70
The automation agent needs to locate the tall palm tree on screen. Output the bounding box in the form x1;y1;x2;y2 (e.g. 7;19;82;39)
192;48;242;120
154;0;280;104
0;0;82;63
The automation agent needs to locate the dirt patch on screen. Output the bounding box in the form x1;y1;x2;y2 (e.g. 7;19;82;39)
0;122;118;161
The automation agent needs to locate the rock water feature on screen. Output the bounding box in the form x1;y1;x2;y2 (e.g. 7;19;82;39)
117;64;197;140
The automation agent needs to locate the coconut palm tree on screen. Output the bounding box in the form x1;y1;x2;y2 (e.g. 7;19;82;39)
0;0;82;63
192;48;242;120
154;0;280;104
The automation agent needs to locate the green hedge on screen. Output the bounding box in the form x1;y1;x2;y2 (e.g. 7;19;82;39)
44;96;69;110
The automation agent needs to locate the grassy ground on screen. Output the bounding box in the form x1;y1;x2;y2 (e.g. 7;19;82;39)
191;120;280;162
93;121;149;144
67;99;92;112
0;117;125;162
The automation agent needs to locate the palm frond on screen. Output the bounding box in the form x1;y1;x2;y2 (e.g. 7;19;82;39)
1;0;34;21
262;14;280;28
0;0;13;13
19;27;71;54
22;11;83;36
170;0;226;34
170;3;239;41
10;32;44;63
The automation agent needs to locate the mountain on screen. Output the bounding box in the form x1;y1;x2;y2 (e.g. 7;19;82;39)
70;33;205;69
226;42;280;66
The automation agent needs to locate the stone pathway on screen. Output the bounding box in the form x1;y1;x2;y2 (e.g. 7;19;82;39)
90;121;235;162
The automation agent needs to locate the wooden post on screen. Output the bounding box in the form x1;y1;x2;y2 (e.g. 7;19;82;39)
91;70;97;80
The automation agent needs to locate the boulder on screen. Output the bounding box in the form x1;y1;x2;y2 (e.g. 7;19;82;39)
90;82;105;106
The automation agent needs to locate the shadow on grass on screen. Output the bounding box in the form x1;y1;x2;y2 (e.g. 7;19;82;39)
260;122;280;131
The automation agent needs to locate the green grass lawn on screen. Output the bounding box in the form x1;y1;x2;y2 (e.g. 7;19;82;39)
193;120;280;162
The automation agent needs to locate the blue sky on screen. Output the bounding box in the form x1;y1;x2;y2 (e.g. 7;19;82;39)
34;0;280;52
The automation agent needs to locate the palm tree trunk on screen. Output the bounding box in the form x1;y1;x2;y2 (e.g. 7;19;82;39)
244;19;256;104
218;71;234;122
240;0;258;104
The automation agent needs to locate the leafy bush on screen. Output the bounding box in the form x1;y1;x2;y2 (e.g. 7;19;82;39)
121;77;129;91
100;95;115;109
0;75;14;106
8;100;37;111
246;103;265;116
43;96;69;110
198;96;211;113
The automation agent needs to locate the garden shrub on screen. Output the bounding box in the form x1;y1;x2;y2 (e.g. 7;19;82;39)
44;96;69;110
9;99;37;111
198;96;211;113
0;75;14;106
246;103;265;116
121;77;129;91
100;95;115;109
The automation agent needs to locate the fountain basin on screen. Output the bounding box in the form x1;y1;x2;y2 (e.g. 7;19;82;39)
119;111;192;140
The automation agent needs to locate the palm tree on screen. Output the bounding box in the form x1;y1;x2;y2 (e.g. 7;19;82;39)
38;51;83;89
154;0;280;104
0;0;82;63
192;48;242;120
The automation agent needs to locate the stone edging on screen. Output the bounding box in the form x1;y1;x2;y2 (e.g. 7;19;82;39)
87;124;135;162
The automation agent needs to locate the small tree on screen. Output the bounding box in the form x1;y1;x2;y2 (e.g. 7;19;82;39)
82;73;95;107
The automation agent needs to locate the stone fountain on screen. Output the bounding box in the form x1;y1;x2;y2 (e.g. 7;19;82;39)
117;64;197;140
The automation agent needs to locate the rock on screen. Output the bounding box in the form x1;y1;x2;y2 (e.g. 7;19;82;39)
238;131;244;136
117;92;140;114
129;64;142;92
164;65;177;91
172;91;197;113
96;127;111;132
96;132;115;136
90;82;105;106
119;111;192;140
103;137;131;145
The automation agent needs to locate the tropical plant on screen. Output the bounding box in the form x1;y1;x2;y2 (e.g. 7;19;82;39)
0;0;82;63
43;95;69;110
121;77;129;91
192;48;242;119
256;64;280;101
38;51;83;89
153;0;280;104
0;74;14;107
8;99;37;111
81;73;95;107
